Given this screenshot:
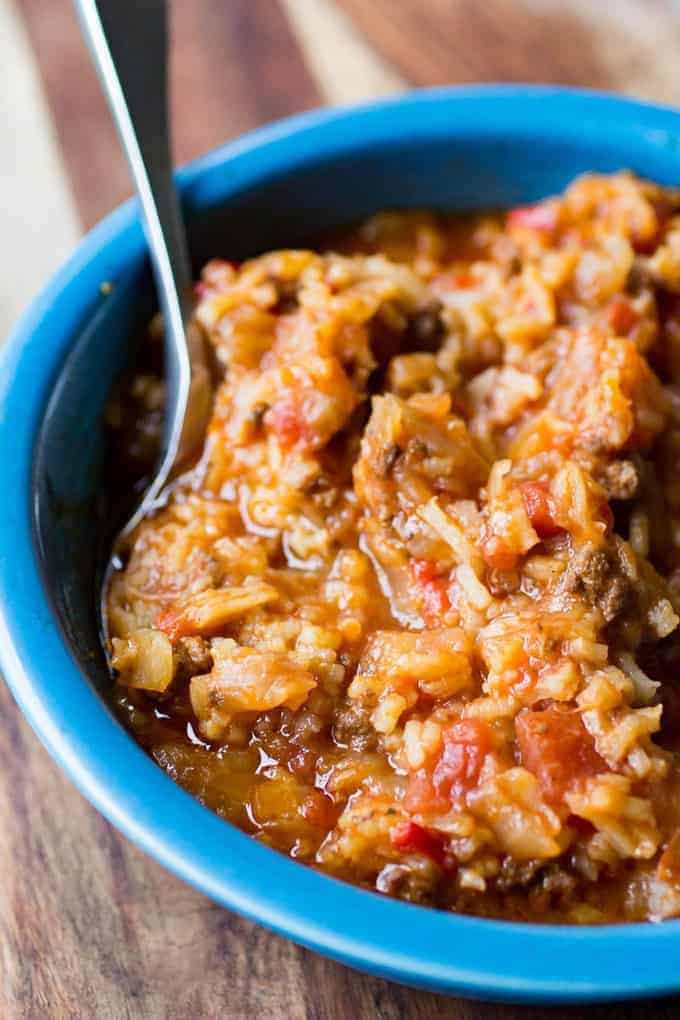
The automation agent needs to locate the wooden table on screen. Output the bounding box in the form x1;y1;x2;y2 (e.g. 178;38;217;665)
4;2;680;1015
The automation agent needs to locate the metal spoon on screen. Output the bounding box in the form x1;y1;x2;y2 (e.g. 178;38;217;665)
74;0;211;544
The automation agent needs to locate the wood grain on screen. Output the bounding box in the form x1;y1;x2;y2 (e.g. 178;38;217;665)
5;0;680;1016
15;0;320;228
335;0;680;104
280;0;405;105
0;0;79;332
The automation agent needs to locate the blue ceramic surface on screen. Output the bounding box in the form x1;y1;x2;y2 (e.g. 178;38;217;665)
2;87;680;1003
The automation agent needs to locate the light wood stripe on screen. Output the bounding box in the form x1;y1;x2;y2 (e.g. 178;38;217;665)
0;0;80;334
279;0;406;105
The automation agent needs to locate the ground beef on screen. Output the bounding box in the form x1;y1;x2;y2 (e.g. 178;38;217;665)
486;566;521;597
332;702;378;751
526;864;579;915
495;857;543;891
173;636;212;683
375;863;413;895
538;864;578;898
376;860;438;903
560;540;631;623
496;859;578;912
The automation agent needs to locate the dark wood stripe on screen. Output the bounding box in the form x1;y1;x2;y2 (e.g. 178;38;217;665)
170;1;320;166
15;0;320;228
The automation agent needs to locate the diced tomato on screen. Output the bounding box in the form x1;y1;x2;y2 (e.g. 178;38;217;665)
450;271;476;289
404;770;441;813
520;481;563;539
606;295;639;336
421;584;449;621
390;820;457;875
432;719;491;801
406;719;491;814
479;532;519;571
410;559;438;586
390;819;431;851
516;706;606;805
267;400;301;445
507;203;558;233
410;559;450;621
265;398;315;450
156;605;183;641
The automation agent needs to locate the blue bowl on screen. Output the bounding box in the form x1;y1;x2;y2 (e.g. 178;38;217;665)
2;86;680;1004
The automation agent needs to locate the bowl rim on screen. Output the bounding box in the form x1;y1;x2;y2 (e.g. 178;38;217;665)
3;84;680;1004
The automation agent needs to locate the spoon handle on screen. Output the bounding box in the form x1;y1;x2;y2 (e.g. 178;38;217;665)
74;0;200;507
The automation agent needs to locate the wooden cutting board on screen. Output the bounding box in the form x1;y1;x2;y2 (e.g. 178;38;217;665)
4;1;680;1015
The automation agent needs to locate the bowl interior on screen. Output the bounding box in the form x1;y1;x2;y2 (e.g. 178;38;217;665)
19;89;680;1002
